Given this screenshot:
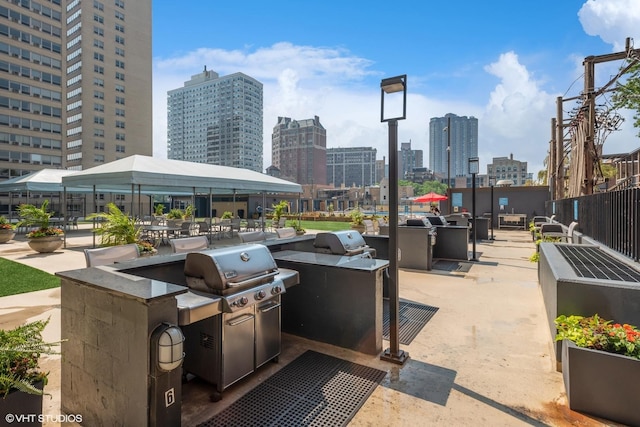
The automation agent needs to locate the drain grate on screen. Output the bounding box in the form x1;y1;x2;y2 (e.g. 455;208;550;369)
555;245;640;282
198;350;386;427
432;260;473;273
383;300;439;344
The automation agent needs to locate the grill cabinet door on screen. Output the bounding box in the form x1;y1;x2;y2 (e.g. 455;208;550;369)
222;305;255;389
255;296;281;368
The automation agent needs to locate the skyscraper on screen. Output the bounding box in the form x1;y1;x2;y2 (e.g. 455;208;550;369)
271;116;326;185
1;0;152;210
167;68;263;172
398;141;423;180
65;0;152;170
429;113;478;180
327;147;377;188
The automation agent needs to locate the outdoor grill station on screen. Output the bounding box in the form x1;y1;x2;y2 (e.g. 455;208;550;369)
56;228;393;426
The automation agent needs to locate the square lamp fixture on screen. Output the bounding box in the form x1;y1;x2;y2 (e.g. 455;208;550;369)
380;75;407;122
468;156;479;175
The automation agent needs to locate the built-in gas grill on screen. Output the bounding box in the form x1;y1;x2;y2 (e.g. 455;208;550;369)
313;230;376;258
179;244;299;401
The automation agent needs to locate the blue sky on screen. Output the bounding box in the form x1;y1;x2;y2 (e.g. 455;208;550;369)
151;0;640;176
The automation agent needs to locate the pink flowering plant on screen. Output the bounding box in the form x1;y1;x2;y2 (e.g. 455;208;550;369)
0;215;14;230
555;314;640;360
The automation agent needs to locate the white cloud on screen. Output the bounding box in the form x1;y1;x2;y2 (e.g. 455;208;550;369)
579;0;640;50
481;51;557;174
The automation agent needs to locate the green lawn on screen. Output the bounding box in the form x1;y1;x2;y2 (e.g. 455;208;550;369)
0;258;60;297
286;220;352;232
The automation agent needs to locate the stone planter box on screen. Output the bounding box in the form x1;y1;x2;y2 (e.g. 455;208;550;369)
562;339;640;426
0;380;44;426
27;235;63;253
0;229;15;243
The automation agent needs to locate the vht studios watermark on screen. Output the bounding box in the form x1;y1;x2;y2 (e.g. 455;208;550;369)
4;413;83;424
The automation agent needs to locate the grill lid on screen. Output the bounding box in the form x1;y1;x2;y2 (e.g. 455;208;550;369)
314;231;369;255
184;244;278;293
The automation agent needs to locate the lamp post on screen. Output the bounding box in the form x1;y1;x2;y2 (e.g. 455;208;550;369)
444;116;451;214
380;74;408;365
468;157;479;261
489;176;495;240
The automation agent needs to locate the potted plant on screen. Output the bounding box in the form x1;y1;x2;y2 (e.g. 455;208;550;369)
87;203;155;256
271;200;288;225
292;223;306;236
154;203;165;217
220;211;233;220
0;319;61;424
17;200;64;253
350;208;365;233
555;314;640;426
0;215;15;244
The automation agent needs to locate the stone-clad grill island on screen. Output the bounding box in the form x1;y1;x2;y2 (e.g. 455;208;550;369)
56;232;388;426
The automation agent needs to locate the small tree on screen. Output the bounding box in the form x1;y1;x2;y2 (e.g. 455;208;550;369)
154;204;165;216
272;200;288;223
613;61;640;136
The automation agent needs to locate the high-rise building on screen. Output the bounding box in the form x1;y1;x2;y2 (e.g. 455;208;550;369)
167;68;263;172
398;141;423;179
375;158;386;183
429;113;478;184
0;0;152;211
326;147;377;188
487;154;529;186
271;116;326;185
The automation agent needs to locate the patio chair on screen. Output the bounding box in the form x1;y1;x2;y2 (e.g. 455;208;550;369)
84;243;139;267
239;231;269;243
363;219;376;235
276;227;296;239
175;221;194;238
197;221;210;238
230;218;241;236
169;236;209;254
540;223;564;240
566;221;579;243
273;217;287;229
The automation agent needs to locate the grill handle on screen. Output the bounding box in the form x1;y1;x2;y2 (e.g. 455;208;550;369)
227;313;254;326
227;271;279;288
259;301;281;313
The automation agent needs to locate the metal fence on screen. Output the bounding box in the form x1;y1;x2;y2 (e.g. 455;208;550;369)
547;187;640;262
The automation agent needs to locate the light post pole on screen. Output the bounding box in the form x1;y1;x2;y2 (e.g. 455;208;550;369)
445;116;451;214
489;176;495;240
380;74;408;365
469;157;479;261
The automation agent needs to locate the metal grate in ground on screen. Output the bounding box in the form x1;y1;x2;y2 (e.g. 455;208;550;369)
555;245;640;282
198;350;386;427
383;300;439;344
432;260;473;273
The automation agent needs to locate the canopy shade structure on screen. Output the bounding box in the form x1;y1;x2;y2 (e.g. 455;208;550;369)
61;155;303;195
0;169;90;193
412;192;448;203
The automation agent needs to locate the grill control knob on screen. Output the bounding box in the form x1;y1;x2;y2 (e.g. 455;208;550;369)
256;290;266;300
237;297;249;307
271;285;282;295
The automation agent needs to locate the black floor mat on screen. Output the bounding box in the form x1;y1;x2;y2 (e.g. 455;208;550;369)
382;300;439;344
198;350;386;427
432;260;473;273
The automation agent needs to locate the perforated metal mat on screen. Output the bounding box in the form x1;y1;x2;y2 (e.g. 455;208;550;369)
432;260;473;273
198;350;386;427
383;300;439;344
556;245;640;282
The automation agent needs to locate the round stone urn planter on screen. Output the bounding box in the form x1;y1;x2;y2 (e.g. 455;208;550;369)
27;235;64;253
0;228;15;243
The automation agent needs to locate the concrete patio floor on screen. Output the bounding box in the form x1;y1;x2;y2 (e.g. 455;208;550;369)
0;225;620;426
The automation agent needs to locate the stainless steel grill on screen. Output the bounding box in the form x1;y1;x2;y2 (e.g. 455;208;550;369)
180;244;299;400
313;230;376;257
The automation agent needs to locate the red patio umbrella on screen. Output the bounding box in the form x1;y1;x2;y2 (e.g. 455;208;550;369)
413;192;448;203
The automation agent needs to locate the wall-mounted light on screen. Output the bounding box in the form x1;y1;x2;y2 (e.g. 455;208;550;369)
152;323;185;372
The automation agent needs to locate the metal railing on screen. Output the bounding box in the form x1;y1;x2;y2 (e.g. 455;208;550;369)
547;187;640;262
